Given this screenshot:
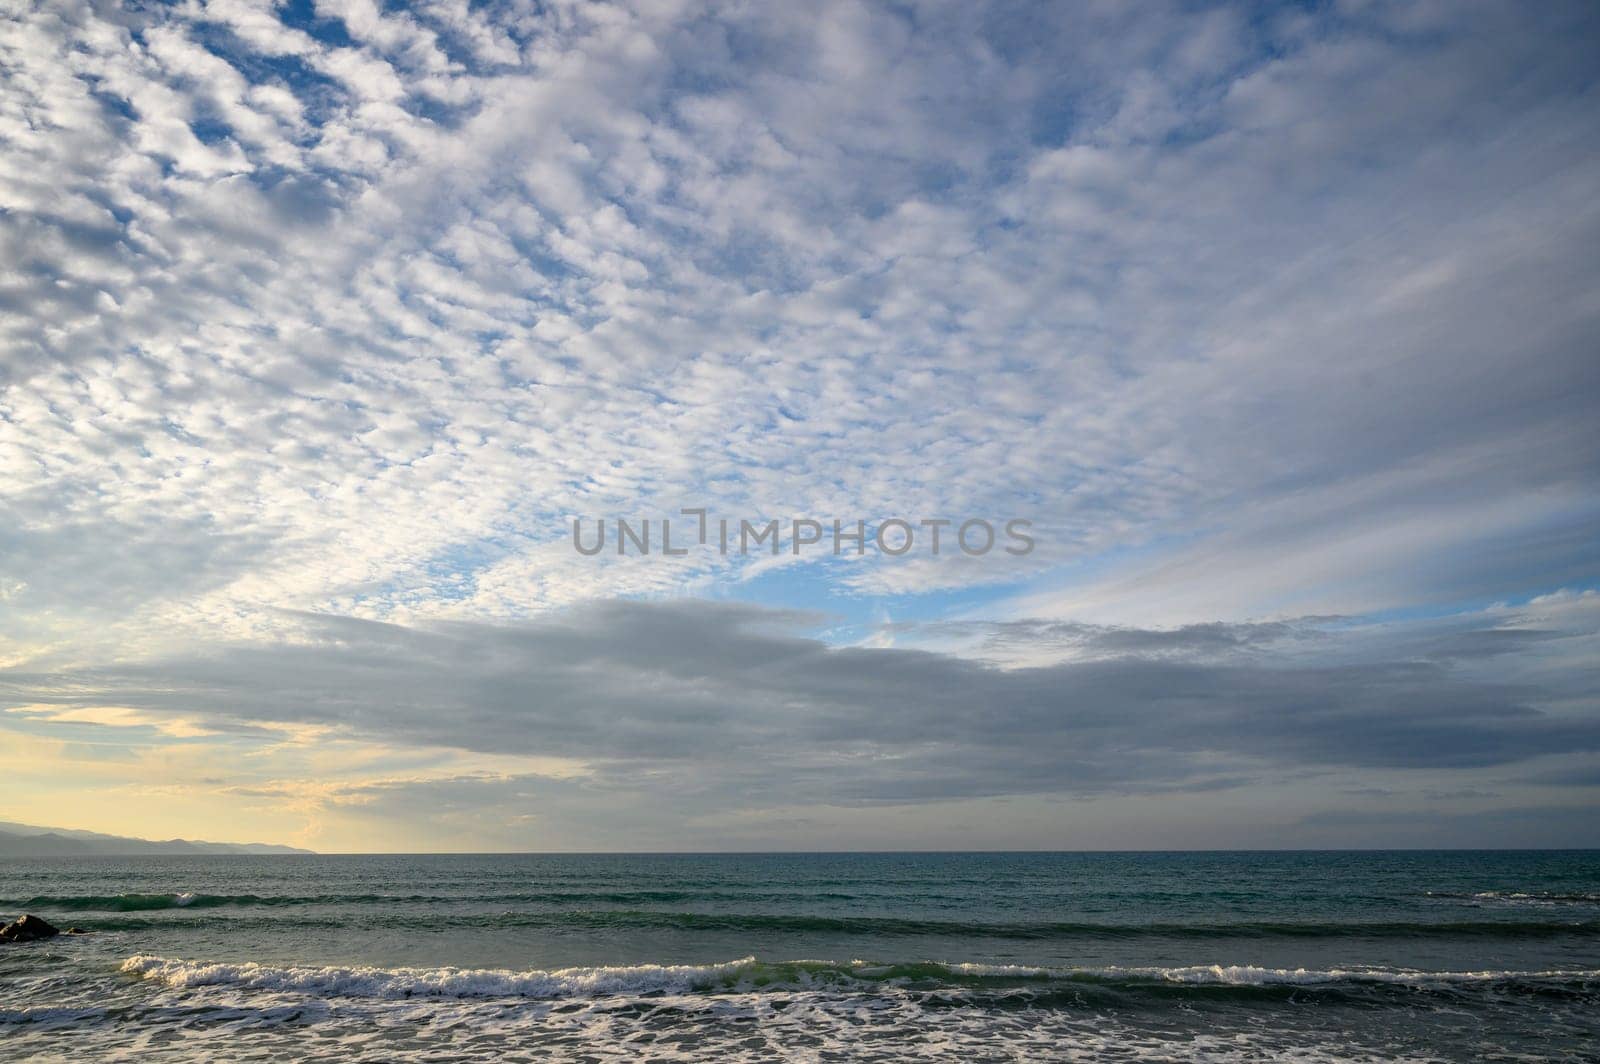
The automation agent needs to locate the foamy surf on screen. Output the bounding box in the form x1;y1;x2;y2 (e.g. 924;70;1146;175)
24;957;1461;1064
120;954;766;999
119;954;1600;1001
1083;963;1600;986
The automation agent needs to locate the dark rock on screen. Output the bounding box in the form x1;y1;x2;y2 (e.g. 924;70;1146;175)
0;914;61;943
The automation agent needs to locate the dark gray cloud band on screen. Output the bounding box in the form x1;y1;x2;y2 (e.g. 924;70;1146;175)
4;600;1594;805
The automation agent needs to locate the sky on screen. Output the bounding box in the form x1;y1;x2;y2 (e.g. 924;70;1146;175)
1;0;1597;852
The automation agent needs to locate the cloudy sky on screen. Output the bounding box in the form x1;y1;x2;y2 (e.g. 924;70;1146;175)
1;0;1596;852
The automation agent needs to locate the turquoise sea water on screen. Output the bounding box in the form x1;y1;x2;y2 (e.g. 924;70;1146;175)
2;851;1597;1061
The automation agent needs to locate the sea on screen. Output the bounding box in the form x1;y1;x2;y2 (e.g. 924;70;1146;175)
1;851;1596;1062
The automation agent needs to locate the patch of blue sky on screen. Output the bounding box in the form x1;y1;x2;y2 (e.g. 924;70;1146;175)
275;0;356;48
185;19;349;120
1394;506;1600;611
722;554;1032;644
85;87;138;127
398;92;482;130
361;540;519;609
1329;581;1600;631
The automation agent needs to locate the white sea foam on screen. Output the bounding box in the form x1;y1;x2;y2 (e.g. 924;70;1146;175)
3;955;1572;1063
1425;889;1600;906
949;960;1600;986
1084;963;1600;986
120;954;764;999
13;978;1452;1064
119;954;1600;1001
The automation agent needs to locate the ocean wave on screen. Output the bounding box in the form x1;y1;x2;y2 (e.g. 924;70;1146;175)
1426;890;1600;905
1082;964;1600;987
54;906;1600;939
3;893;431;912
121;954;767;999
0;1006;112;1028
3;888;867;912
464;911;1600;939
119;954;1600;1002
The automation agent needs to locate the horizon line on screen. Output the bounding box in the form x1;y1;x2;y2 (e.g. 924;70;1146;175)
39;846;1600;857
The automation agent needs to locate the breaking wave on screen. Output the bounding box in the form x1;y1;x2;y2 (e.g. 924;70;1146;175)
118;954;1600;1002
37;900;1600;940
1426;890;1600;905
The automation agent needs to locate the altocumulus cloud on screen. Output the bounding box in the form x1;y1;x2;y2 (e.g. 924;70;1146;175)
1;0;1598;652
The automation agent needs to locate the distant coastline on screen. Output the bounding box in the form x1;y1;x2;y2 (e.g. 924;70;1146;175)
0;821;312;857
